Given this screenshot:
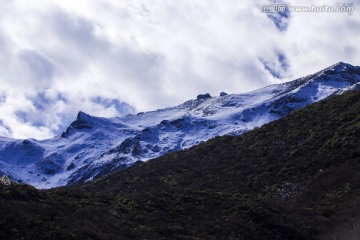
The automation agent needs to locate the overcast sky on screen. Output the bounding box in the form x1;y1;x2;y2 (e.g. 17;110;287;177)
0;0;359;139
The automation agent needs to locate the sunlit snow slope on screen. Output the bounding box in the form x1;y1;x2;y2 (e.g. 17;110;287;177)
0;62;359;188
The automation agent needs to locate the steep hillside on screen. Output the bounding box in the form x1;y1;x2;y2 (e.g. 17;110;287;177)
1;62;360;188
1;89;360;239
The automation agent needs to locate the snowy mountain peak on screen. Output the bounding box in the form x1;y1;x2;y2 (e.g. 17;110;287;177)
331;61;354;70
1;63;360;188
60;111;113;138
319;62;360;76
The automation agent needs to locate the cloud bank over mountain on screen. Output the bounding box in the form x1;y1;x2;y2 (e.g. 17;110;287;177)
0;0;359;139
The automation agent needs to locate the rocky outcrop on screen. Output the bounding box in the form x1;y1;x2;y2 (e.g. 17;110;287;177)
197;93;211;100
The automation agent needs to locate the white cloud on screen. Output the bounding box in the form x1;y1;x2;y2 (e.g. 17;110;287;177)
0;0;359;139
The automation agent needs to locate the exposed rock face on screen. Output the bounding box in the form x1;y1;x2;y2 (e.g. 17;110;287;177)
220;92;228;97
197;93;211;100
61;112;94;138
35;153;64;174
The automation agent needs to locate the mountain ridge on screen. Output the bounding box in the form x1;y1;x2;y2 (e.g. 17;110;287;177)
0;62;359;188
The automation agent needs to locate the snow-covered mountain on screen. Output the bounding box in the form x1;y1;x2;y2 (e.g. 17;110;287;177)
1;62;359;188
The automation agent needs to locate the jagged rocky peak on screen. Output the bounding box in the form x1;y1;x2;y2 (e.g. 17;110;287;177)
61;111;96;138
197;93;211;100
70;111;96;129
220;92;228;97
76;111;95;122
